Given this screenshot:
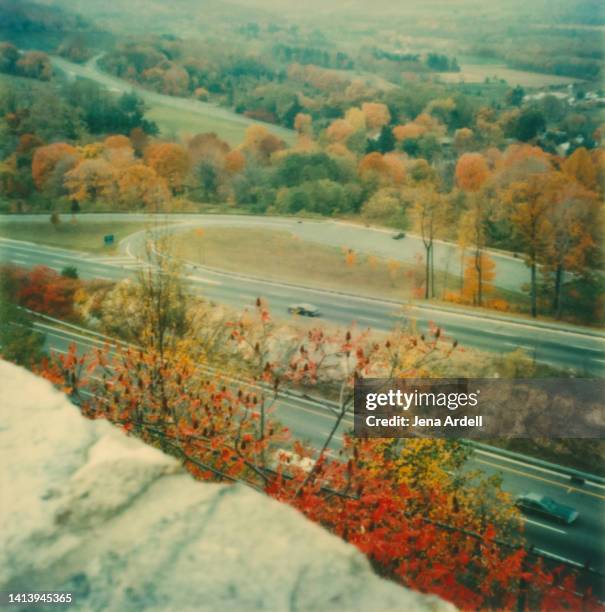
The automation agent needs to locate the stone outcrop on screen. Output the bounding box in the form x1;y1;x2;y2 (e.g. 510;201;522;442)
0;360;454;611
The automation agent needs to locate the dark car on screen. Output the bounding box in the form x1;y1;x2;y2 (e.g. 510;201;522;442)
392;232;406;240
515;493;579;525
287;303;321;317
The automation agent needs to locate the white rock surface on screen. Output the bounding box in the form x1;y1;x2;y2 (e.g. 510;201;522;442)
0;361;454;612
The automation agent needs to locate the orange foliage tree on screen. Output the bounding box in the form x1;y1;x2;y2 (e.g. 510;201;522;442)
359;152;405;186
504;171;567;318
224;149;246;174
293;113;312;135
32;143;80;191
144;142;190;194
361;102;390;133
462;253;496;305
117;163;170;211
541;181;601;318
64;158;117;204
242;125;285;164
455;153;491;306
326;118;355;143
16;51;52;80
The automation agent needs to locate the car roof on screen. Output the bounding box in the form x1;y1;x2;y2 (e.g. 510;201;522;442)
523;493;546;503
521;494;575;515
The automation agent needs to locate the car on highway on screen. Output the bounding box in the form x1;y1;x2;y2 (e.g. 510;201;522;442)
287;303;321;317
515;493;579;524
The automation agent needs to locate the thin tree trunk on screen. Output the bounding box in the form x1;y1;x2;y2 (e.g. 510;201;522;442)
530;261;537;318
430;242;435;298
475;248;482;306
553;263;563;319
425;244;431;299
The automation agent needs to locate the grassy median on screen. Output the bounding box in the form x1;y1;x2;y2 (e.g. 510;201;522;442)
172;227;459;301
0;219;160;254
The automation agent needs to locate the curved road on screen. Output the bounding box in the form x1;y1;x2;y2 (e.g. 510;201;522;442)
50;55;294;143
0;213;603;374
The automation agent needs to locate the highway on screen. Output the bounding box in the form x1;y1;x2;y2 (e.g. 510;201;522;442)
2;212;538;292
1;233;603;374
31;319;605;598
1;228;603;594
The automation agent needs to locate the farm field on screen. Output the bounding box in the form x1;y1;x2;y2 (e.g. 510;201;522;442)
438;63;582;86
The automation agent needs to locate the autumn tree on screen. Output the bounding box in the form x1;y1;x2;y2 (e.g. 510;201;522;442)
64;158;117;204
187;132;230;166
325;118;354;143
117;163;169;211
361;102;390;133
505;171;567;317
130;127;150;156
413;188;449;299
542;182;600;318
453;127;474;154
32;143;80;192
561;147;598;191
344;107;366;132
462;252;496;305
242;125;285;164
0;274;45;366
361;188;406;226
186;133;231;202
393;123;426;142
3;265;80;319
134;235;189;357
293;113;312;135
224;149;246;174
358;152;405;186
455;153;491;306
16;51;52;80
104;134;132;150
144;142;190;194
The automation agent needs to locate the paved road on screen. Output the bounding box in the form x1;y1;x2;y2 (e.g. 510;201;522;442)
34;322;605;597
1;236;603;374
1;212;533;292
50;55;294;143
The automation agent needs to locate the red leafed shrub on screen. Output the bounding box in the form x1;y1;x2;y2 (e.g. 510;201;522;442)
2;265;80;319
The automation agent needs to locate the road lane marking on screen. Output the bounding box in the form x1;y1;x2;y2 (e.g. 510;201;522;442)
521;518;567;534
185;274;221;286
475;449;605;491
49;346;68;355
533;548;585;567
476;457;605;501
356;315;384;324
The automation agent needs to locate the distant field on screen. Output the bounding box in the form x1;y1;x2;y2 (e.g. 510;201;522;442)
438;63;582;87
50;56;296;147
0;220;160;254
146;104;255;146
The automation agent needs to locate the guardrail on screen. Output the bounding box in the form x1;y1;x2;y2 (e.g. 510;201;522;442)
26;309;605;487
468;440;605;486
